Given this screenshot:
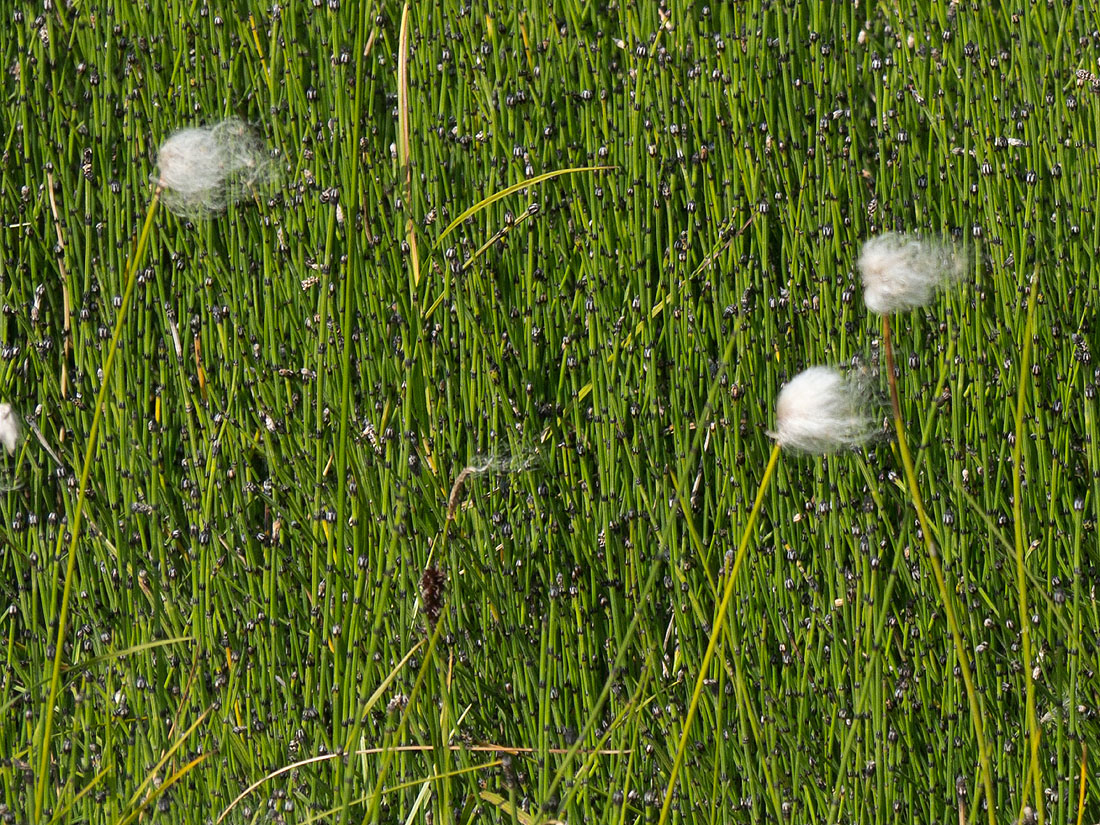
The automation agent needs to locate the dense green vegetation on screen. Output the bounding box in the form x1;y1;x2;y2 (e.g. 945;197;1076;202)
2;1;1098;823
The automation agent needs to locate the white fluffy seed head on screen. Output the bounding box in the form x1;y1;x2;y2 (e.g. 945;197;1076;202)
771;366;877;454
153;118;276;218
857;232;965;314
0;403;20;455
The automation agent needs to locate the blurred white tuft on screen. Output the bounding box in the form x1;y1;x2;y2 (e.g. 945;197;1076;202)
857;232;965;315
447;447;539;518
463;448;539;476
771;366;877;454
0;403;20;454
153;118;276;218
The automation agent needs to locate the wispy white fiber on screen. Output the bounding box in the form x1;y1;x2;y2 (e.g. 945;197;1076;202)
447;447;539;518
0;403;20;454
857;232;965;314
461;449;539;476
153;118;276;218
770;366;877;454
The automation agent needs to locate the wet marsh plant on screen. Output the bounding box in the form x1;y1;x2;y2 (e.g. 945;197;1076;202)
658;365;876;825
6;4;1097;823
767;365;879;454
35;116;270;817
32;186;162;821
858;232;997;825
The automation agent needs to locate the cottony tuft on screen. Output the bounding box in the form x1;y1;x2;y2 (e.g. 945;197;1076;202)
0;403;20;454
857;232;965;314
771;366;877;454
153;118;276;218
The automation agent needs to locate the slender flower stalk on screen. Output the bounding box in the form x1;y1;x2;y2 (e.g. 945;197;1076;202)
659;365;876;825
858;231;996;825
34;190;161;822
658;443;782;825
880;317;997;825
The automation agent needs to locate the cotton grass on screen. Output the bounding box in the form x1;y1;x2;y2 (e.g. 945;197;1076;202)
0;403;19;454
858;232;997;818
153;118;276;218
770;366;877;454
857;231;965;314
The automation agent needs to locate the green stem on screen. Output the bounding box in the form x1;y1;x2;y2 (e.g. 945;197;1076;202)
826;458;904;825
540;553;665;821
883;315;996;825
34;190;161;822
332;0;371;807
1012;269;1043;825
361;619;445;825
657;442;782;825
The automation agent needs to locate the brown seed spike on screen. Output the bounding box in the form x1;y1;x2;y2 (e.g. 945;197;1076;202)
420;565;446;628
446;468;473;520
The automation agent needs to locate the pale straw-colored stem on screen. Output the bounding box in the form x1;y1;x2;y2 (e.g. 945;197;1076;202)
657;442;783;825
883;315;996;825
34;190;161;822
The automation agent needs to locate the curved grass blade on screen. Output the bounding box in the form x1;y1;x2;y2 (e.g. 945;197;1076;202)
434;166;614;247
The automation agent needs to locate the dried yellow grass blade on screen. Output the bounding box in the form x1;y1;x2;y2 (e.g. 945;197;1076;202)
434;165;614;246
